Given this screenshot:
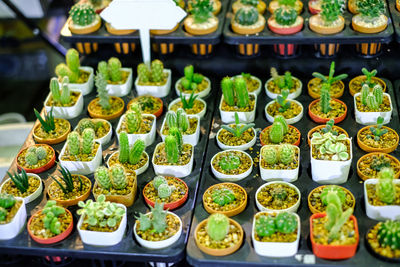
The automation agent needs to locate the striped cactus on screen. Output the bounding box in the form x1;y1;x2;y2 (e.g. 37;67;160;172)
67;131;81;156
108;57;122;82
151;60;164;82
366;94;379;110
168;127;183;153
177;108;189;133
119;131;129;163
110;164;127;190
95;166;112;189
165;135;179;164
269;121;285;144
361;84;369;106
137;63;150;83
221;77;235;106
126;110;141;134
234;77;249;108
50;78;61;103
60;78;71;105
373;85;383;106
129;139;146;165
166;111;178;129
82;128;95;154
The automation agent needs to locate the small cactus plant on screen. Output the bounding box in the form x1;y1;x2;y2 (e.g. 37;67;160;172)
125;108;142;134
136;59;166;85
320;185;346;207
180;65;204;91
118;132;130;163
234;77;250;108
157;183;173;198
136;202;167;233
180;91;198;110
69;3;97;27
129;139;146;165
221;112;255;138
361;84;383;111
368;116;388;141
235;6;259;25
95;71;110;110
153;176;167;190
169;127;183;153
278;144;295;165
82;128;95;154
151;60;164;83
320;83;331;114
322;119;338;135
370;155;391;172
255;212;298;237
42;200;66;235
276;89;291;112
166;109;190;133
50;164;83;194
219;153;241;171
0;194;16;222
110;164;127;190
206;213;230;241
137;63;150;83
212;188;236;206
268;117;289;144
118;132;147;165
67;131;81;156
311;132;349;161
24;145;47;166
262;146;278;165
271;68;294;90
55;48;80;83
95;166;112;190
50;77;71;105
377;220;400;251
376;168;396;204
255;214;276;237
165;135;180;164
221;77;235;106
97;57;123;83
312;62;348;86
361;68;378;88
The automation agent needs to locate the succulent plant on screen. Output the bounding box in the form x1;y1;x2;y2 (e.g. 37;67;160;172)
279;144;295;165
137;63;150;83
151;60;164;83
97;57;123;83
50;164;83;194
235;6;259;25
55;48;80;83
368;116;388;141
77;118;96;133
126;104;142;134
0;194;16;221
275;7;297;25
212;188;236;206
157;183;173;198
180;65;204;91
82;128;95;154
271;68;294;90
69;3;97;27
136;202;167;233
180;91;199;110
320;83;332;114
206;213;230;241
275;212;298;234
276;89;291;112
165;134;180;164
129;139;146;165
153;176;168;190
320;185;346;207
234;77;250;108
25;151;38;166
6;168;30;194
189;0;214;23
95;71;110;110
221;76;235;106
320;0;345;25
361;68;378;88
67;131;81;156
361;84;383;110
118;132;129;163
50;77;71;105
255;215;276;237
169;127;183;153
95;166;112;190
219;153;241;171
221;112;255;138
25;145;47;165
377;220;400;250
269;118;288;144
312;62;348;86
371;155;391;172
166;109;190;133
34;108;55;133
322;119;338;135
376;168;396;204
312;132;349;161
278;0;296;6
41;200;66;235
263;146;278;165
110;164;127;190
357;0;385;19
97;61;109;81
255;212;297;237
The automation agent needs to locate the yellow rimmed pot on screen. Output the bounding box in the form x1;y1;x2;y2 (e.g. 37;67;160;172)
307;77;345;99
357;125;399;154
348;75;386;96
184;14;219;56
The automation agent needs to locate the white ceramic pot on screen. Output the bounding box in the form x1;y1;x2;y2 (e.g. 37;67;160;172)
152;142;194;178
74;119;112;146
210;150;253;182
135;69;171;97
265;99;304;124
252;211;300;257
264;77;302;100
364;179;400;221
44;90;84;119
0;197;26;240
107;151;149;176
216;127;256;151
116;114;156;147
219;93;257;124
354;93;392;125
310;138;353;184
232;75;262;96
168;98;207;119
106;68;133;97
59;141;102;175
160;115;200;146
77;204;127;246
175;76;211;98
259;145;300;182
134;211;182;249
0;173;42;204
61;66;94;96
255;181;301;213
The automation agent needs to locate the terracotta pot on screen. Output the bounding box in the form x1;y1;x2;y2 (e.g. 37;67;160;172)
352;15;388;34
307;185;356;214
194;217;243;256
32;119;71;145
202;183;247;217
231;15;266;35
105;23;136;35
357;125;399;153
184;16;218;35
357;152;400;181
260;125;301;146
308;99;347;124
16;144;56;174
268;0;302;14
348;0;358;14
27;208;73;244
267;17;303;35
307;77;344;99
309;15;345;34
88;96;125;120
143;177;188;210
348;76;386;96
150;23;179;35
68;17;101;35
308;0;321;14
127;96;163;118
310;213;359;259
307;125;349;146
47;175;92;207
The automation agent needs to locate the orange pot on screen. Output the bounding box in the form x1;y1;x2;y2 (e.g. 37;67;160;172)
308;99;347;124
105;23;136;35
357;152;400;181
47;175;92;207
352;15;388;34
267;17;303;35
32;119;71;145
127;96;164;118
308;0;321;14
307;125;349;146
184;16;218;35
357;125;399;153
231;16;266;35
260;125;301;147
150;23;179;35
348;76;386;96
68;17;101;35
309;15;345;35
16;144;56;174
88;96;125;120
307;77;344;99
307;185;355;214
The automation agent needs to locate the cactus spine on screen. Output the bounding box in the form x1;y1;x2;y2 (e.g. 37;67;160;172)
118;132;129;163
69;3;96;26
67;131;81;156
176;108;189;133
324;190;353;240
376;168;396;204
377;220;400;250
129;139;145;165
137;63;150;83
221;77;235;106
95;166;112;189
165;135;179;164
110;164;127;190
25;151;38;165
157;183;172;198
234;77;249;108
366;94;379;110
126;110;142;134
166;111;178;129
151;60;164;82
373;85;383;105
153;175;167;190
206;213;230;241
263;146;278;165
82;128;95;154
169;127;183;153
36;146;47;160
320;83;331;114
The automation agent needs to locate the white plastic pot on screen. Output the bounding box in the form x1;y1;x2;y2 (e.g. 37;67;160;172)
219;93;257;123
264;77;302;100
252;211;300;257
364;179;400;221
107;151;149;176
134;211;182;249
44;90;84;119
232;75;262;96
0;173;42;204
73;119;112;146
116;114;156;147
265;99;304;125
310;138;353;184
168;98;207;119
160;115;200;146
255;181;301;213
354;92;392;125
77;204;127;246
216;127;256;151
210;150;253;182
152;142;194;178
175;76;211;98
135;69;171;98
62;66;94;96
0;197;26;240
59;141;102;175
106;68;133;97
259;145;300;182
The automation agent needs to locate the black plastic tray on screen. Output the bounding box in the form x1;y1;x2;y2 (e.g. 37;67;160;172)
0;71;217;263
186;76;400;266
223;0;394;45
388;0;400;43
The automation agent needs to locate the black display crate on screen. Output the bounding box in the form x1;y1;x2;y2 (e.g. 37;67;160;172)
388;0;400;43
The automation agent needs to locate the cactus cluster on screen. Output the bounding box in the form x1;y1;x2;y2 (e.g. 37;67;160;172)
221;112;255;138
0;194;16;222
95;71;111;110
255;212;298;237
361;68;378;88
6;168;30;194
67;129;95;156
221;76;250;108
212;188;236;206
98;57;123;83
367;116;388;141
376;168;396;204
275;7;297;25
42;200;66;235
235;6;259;25
152;176;175;199
320;0;345;24
269;115;289;143
321;119;338;135
206;213;230;241
77;118;103;134
34;108;55;133
262;144;295;166
357;0;385;19
180;65;204;91
311;132;349;161
94;164;128;191
137;60;164;84
55;49;80;83
125;103;142;134
361;84;383;111
136;202;167;233
370;155;391;172
320;185;346;207
312;61;348;87
276;89;291;112
377;220;400;250
166;109;190;133
51;165;83;194
219;153;241;171
189;0;214;23
25;146;48;166
271;68;294;90
271;186;288;207
69;3;97;26
49;77;71;105
118;132;146;165
165;127;184;164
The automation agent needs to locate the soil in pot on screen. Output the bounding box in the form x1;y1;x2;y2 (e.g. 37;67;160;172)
358;126;398;151
169;99;205;115
238;74;261;93
57;69;90;84
136;213;180;242
88;96;124;118
349;76;386;96
108;152;148;173
29;209;72;239
312;215;357;245
212;151;252;176
48;175;91;202
1;176;41;198
0;199;22;224
117;115;154;134
34;118;70;140
76;119;111;139
308;125;348;145
203;183;246;213
60;143;100;162
17;145;54;170
355;95;391;112
93;173;136;197
308;78;344;98
253;212;298;243
256;183;299;210
221;94;256;112
266;75;300;95
143;177;187;206
358;154;400;180
308;186;355;213
153;143;193;166
260;126;300;146
367;221;400;259
128;95;163;117
266;100;302;119
366;184;400;206
196;218;242;250
177;77;210;95
217;125;255;147
162;117;198;136
261;148;299;170
46;91;80;107
309;99;347;121
137;71;169;87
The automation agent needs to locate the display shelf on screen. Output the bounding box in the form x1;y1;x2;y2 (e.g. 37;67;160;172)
388;0;400;43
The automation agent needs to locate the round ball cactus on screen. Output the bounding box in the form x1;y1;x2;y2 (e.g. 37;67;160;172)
95;166;112;190
278;144;295;165
110;164;127;190
206;213;230;241
36;146;47;160
69;3;96;27
25;151;38;165
377;220;400;250
153;176;167;190
263;146;278;165
157;183;172;198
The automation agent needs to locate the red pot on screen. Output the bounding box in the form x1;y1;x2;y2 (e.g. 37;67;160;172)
308;99;347;124
267;17;303;35
16;144;56;174
273;44;298;56
128;96;164;118
260;125;301;147
310;213;359;260
308;0;321;14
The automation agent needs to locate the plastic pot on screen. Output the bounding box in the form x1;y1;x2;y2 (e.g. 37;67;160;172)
210;150;253;182
265;99;304;124
128;96;164;118
105;68;133;97
0;197;26;240
265;77;302;100
175;76;211;99
219;93;257;123
307;185;356;214
87;96;125;121
357;125;398;153
134;69;171;98
216;126;256;151
62;66;94;96
160;115;200;146
33;119;71;145
168;98;207;119
357;152;400;181
16;144;55;174
47;175;91;207
308;78;345;99
232;75;262;96
116;114;156;147
74;119;112;146
348;76;386;96
260;125;301;147
354;92;392;125
44;90;84;119
106;151;149;176
267;17;303;35
308;99;347;124
255;181;301;212
307;125;349;146
0;174;43;204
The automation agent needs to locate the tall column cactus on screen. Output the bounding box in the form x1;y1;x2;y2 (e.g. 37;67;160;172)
151;59;164;83
108;57;122;82
66;48;80;76
95;166;112;189
165;135;179;164
234;77;249;108
169;127;183;153
129;139;146;165
377;168;396;204
126;103;142;134
60;77;71;105
324;190;353;240
166;111;178;129
50;78;61;104
373;85;383;106
110;164;127;190
95;71;110;109
97;61;110;81
82;128;95;154
221;77;235;106
119;132;129;163
269;121;285;143
137;63;150;83
55;63;79;83
176;108;189;133
320;83;331;114
361;84;369;105
67;131;81;156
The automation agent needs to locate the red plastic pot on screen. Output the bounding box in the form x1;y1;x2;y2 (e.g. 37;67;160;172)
308;0;321;14
268;17;303;56
308;99;347;124
260;125;301;147
310;213;359;260
128;96;164;118
16;144;56;174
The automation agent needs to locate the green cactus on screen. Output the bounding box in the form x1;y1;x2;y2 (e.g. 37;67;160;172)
157;183;172;198
366;94;379;110
275;7;297;25
67;131;81;156
66;48;80;76
95;71;110;110
320;83;331;114
97;61;109;81
361;68;378;87
221;77;235;106
129;139;146;165
322;119;338;135
276;89;291;112
376;168;396;204
36;146;47;160
373;85;383;106
126;110;142;134
279;144;295;165
269;121;285;143
312;61;348;86
271;68;294;90
262;146;278;165
377;220;400;250
42;200;66;235
206;213;230;241
255;215;276;237
212;188;236;206
274;115;289;134
60;78;71;105
69;3;96;26
181;65;203;91
95;166;112;190
357;0;385;19
0;207;7;221
151;60;164;83
136;202;167;233
361;84;369;106
165;135;180;164
320;0;344;24
219;153;240;171
50;77;61;104
176;108;189;133
118;132;129;163
271;187;288;207
0;193;16;209
371;155;391;172
153;176;167;190
235;6;259;26
234;77;249;108
25;151;38;165
108;57;122;82
77;118;95;133
184;65;194;83
55;63;79;83
137;63;150;83
169;127;183;153
166;111;178;129
320;185;346;207
275;212;298;234
110;164;127;190
82;128;95;154
6;169;29;194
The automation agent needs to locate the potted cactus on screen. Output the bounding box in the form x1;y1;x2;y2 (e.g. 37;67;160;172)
76;194;127;246
128;95;164;118
354;84;392;125
348;0;358;14
93;164;137;207
255;181;300;212
259;144;300;182
75;118;112;146
134;202;182;249
252;211;300;257
47;165;91;207
55;48;94;95
168;91;207;119
307;119;348;145
161;109;200;146
349;68;386;96
97;57;132;97
143;175;188;210
216;112;256;150
308;62;348;99
202;182;247;217
88;72;125;120
59;129;102;175
268;0;303;14
16;144;55;173
260;115;301;146
232;0;267;14
44;77;83;119
27;200;73;244
116;103;156;146
357;153;400;181
265;68;302;99
366;220;400;260
219;77;257;123
85;0;111;13
194;213;243;256
188;0;223;15
232;73;262;95
175;65;211;98
107;132;149;175
310;132;352;184
364;168;400;221
265;89;304;124
210;149;253;181
67;3;101;34
307;185;356;214
135;59;171;97
32;108;71;145
1;168;43;204
0;193;26;240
